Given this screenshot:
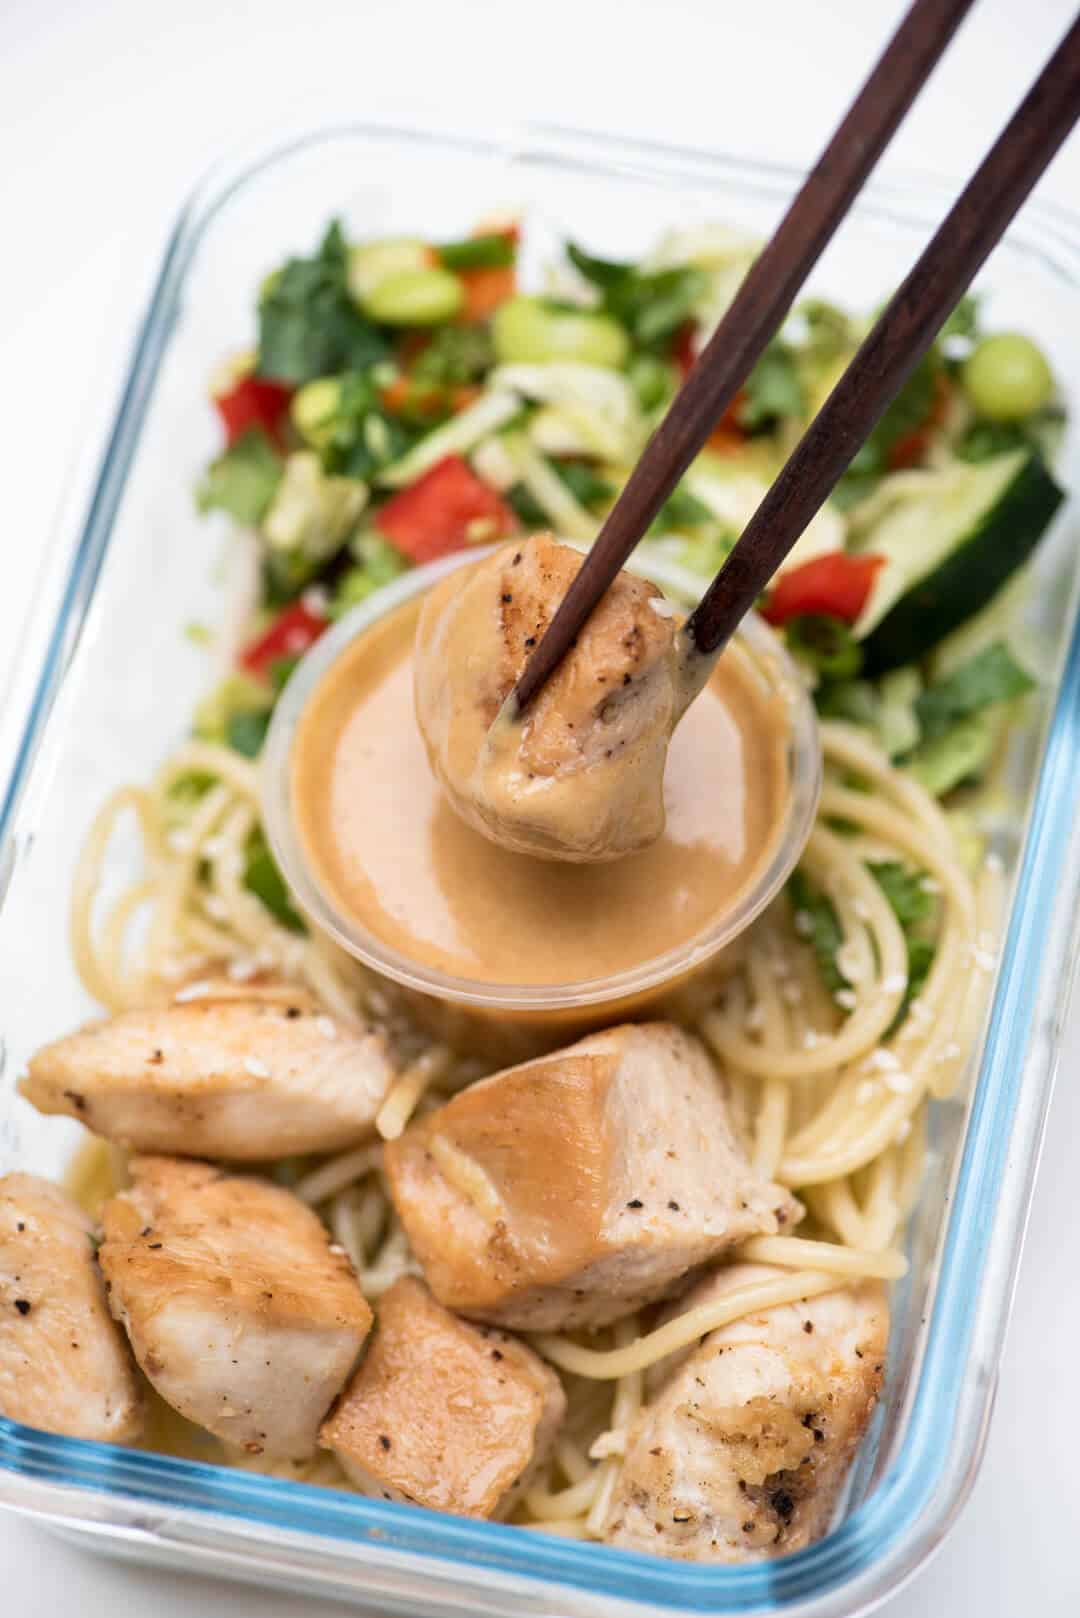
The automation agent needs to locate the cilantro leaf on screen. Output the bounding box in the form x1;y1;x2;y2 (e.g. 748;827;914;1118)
565;242;707;348
739;342;805;432
196;430;282;525
788;869;849;995
915;642;1035;743
868;861;936;1032
866;862;932;930
244;835;305;932
653;484;714;531
257;221;389;384
225;708;273;758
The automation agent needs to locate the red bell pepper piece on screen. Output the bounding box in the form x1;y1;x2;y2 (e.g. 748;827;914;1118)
239;601;328;681
374;455;517;564
214;376;293;448
762;552;885;628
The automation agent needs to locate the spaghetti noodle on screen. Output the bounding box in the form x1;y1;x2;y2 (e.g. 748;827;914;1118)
65;713;986;1536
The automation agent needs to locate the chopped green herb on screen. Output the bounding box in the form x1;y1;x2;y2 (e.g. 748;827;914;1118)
788;869;849;995
184;622;213;647
566;242;707;348
915;641;1035;742
652;484;715;532
196;430;282;525
627;353;676;412
739;341;805;432
225;708;273;758
868;862;937;1031
438;234;515;271
244;836;305;932
257;221;389;384
940;294;981;345
866;862;933;930
815;679;880;728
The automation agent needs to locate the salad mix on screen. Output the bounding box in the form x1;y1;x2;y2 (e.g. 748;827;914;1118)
195;214;1066;987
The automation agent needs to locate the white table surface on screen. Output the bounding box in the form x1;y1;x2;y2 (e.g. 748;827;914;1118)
2;0;1079;1612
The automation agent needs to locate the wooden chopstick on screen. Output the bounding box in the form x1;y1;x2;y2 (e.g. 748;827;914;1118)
512;0;976;711
686;10;1080;659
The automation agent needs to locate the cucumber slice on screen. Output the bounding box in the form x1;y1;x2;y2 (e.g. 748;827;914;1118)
853;450;1063;674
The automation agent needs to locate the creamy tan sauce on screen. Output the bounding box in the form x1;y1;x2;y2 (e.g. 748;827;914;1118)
292;591;789;987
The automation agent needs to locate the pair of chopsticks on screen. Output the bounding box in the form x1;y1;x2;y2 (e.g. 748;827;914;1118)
514;1;1080;712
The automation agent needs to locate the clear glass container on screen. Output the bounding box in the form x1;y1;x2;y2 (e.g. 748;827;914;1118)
2;117;1080;1618
261;547;821;1058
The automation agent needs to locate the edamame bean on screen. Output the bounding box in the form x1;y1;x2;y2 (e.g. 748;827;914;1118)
363;267;465;326
492;296;629;368
962;333;1054;422
291;377;344;448
346;239;431;304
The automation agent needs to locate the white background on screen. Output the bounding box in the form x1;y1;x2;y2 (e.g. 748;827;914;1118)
2;1;1079;1612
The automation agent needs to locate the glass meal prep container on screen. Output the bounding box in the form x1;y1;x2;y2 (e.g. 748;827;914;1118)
2;118;1080;1618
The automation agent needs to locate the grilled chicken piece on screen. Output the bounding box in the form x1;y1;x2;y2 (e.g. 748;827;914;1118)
0;1173;142;1443
20;980;395;1160
604;1265;888;1561
385;1024;799;1331
100;1157;371;1457
414;533;690;861
321;1276;565;1518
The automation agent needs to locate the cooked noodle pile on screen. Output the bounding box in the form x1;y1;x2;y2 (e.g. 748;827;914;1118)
67;718;999;1534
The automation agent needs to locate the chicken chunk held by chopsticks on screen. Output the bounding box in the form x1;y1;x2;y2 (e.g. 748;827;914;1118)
385;1023;799;1331
100;1157;372;1458
320;1276;564;1518
414;533;689;861
604;1265;888;1560
0;1173;142;1443
20;980;395;1160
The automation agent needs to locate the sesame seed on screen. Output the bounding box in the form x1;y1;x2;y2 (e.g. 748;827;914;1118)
648;597;676;618
881;973;908;995
985;852;1005;875
781;981;803;1005
203;894;229;921
854;1081;877;1105
302;586;330;615
801;1030;820;1050
834;988;857;1011
920;877;941;894
870;1049;901;1071
882;1070;913;1094
227;958;258;982
744;1004;766;1032
894;1120;912;1144
244;1057;270;1079
315;1016;337;1040
974;950;997;972
852;899;871;922
167;829;193;854
793;910;814;939
175;981;212;1003
202;835;228;860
